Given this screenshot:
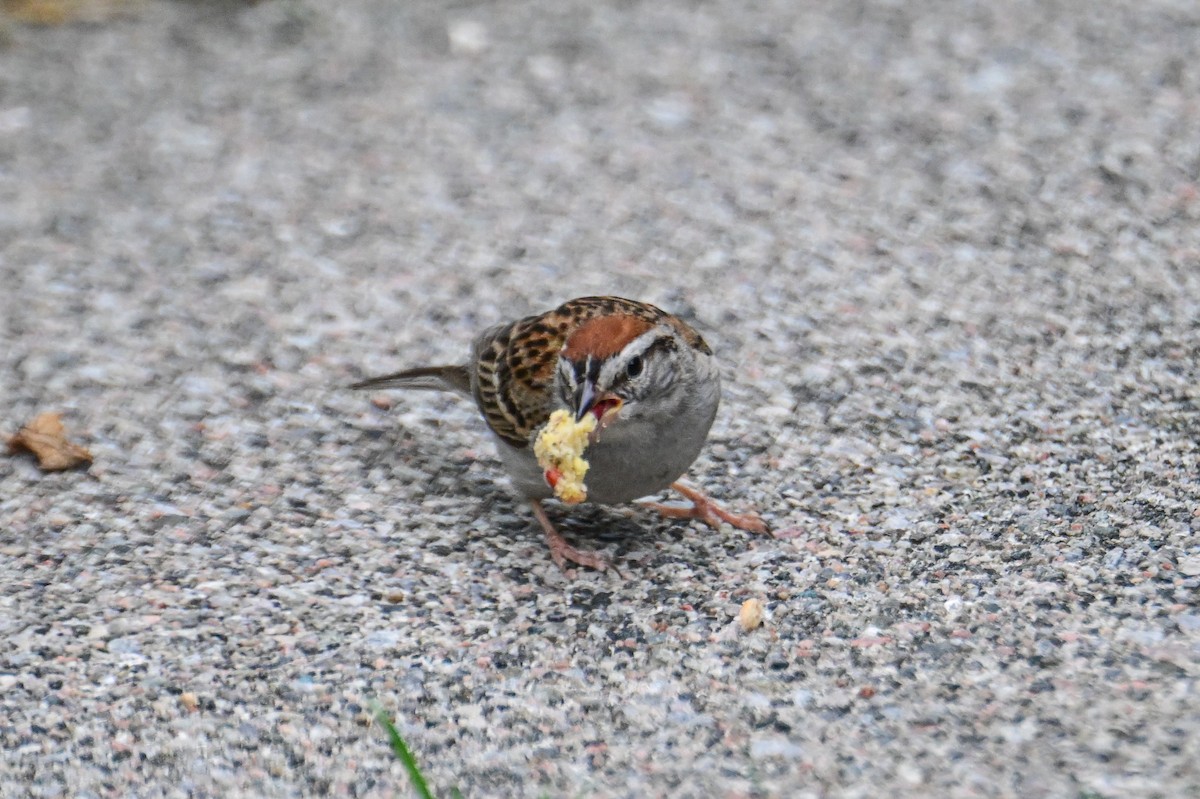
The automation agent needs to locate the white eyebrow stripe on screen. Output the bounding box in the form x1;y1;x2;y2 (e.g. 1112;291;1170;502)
598;325;677;386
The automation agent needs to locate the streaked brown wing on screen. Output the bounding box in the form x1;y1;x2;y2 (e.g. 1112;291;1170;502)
471;315;570;448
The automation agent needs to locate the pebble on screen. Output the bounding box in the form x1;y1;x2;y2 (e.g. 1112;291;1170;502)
1179;557;1200;577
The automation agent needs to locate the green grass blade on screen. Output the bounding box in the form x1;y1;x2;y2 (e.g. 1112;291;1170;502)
370;702;436;799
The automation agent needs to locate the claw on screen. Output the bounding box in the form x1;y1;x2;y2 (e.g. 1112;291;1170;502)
529;500;615;574
643;482;771;535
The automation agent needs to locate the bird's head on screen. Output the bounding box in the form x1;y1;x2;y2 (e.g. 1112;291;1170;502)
555;313;698;433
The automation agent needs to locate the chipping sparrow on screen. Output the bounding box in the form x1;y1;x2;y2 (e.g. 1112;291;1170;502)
351;296;768;572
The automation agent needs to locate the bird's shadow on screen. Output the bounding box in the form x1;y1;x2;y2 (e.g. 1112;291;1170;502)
522;500;648;545
348;414;716;584
350;418;647;541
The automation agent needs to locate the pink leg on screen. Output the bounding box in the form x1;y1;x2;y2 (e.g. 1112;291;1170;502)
529;500;611;573
643;482;770;534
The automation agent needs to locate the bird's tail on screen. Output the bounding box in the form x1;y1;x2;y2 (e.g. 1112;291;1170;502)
349;365;471;396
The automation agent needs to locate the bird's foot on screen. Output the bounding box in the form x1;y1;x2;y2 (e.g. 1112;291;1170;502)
642;482;771;535
530;500;613;574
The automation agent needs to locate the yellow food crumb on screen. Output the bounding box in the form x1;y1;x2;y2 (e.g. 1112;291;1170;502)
738;598;765;631
534;409;597;505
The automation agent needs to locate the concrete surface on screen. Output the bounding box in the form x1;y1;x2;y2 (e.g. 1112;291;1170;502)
1;1;1198;797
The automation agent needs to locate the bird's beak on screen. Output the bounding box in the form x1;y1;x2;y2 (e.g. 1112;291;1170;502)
573;379;623;428
573;379;598;423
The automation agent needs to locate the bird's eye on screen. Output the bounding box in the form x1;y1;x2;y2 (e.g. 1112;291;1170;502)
626;356;643;378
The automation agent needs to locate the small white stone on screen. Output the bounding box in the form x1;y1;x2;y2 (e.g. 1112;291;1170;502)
448;20;488;56
749;736;805;759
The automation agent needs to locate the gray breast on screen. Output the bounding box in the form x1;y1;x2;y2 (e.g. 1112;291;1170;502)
492;354;721;505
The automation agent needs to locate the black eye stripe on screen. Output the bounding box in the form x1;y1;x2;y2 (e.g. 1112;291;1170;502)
635;336;677;362
567;336;678;391
608;336;679;389
567;355;603;386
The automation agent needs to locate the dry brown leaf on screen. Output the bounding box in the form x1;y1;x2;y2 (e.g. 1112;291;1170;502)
7;412;93;471
2;0;142;26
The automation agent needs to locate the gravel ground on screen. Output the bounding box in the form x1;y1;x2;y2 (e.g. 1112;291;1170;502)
2;1;1199;797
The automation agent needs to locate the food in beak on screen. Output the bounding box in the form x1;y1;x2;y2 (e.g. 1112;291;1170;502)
534;409;597;505
586;396;623;443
